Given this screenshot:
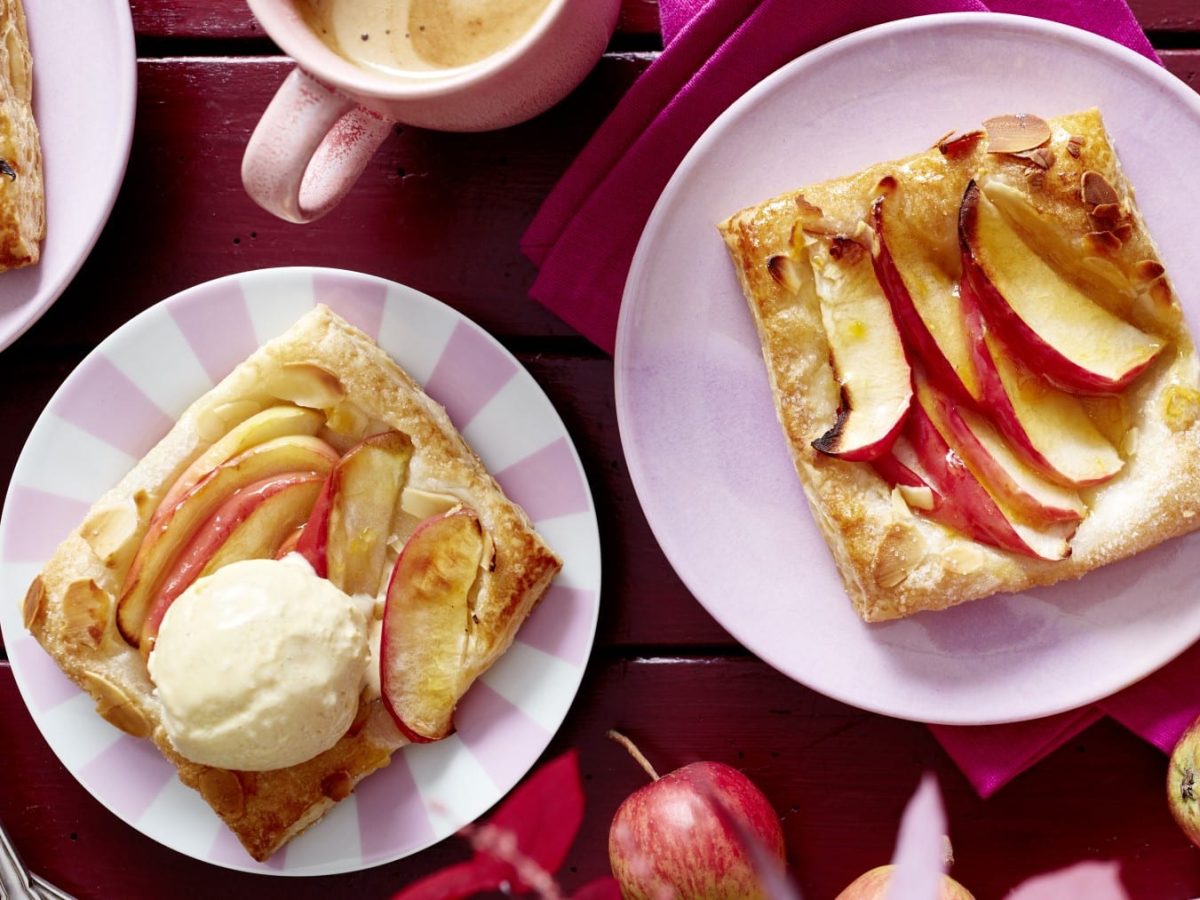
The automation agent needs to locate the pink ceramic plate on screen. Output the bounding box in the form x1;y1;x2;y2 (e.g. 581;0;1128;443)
0;268;600;874
0;0;135;351
616;13;1200;726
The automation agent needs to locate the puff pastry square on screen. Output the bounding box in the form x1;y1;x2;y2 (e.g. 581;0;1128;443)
21;306;561;859
719;109;1200;622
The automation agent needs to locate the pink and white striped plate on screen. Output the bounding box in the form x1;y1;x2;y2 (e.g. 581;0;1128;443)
0;267;601;875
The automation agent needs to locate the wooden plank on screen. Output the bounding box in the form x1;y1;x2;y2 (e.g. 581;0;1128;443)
1131;0;1200;32
1163;48;1200;88
2;659;1197;898
130;0;662;40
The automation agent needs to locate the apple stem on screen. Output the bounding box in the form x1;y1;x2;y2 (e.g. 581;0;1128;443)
607;729;660;782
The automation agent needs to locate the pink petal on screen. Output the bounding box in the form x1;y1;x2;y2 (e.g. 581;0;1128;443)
1008;861;1128;900
885;774;947;900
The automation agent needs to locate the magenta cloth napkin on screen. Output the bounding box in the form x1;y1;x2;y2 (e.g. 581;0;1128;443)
520;0;1178;797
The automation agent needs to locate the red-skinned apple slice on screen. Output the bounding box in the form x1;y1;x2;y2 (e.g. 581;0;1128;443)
117;434;338;646
381;509;485;742
872;192;980;403
297;430;414;595
878;404;1072;560
155;405;325;523
961;275;1124;487
913;370;1085;524
807;233;913;460
140;472;324;651
959;180;1163;393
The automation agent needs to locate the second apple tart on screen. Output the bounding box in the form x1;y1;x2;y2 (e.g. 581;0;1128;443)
719;108;1200;622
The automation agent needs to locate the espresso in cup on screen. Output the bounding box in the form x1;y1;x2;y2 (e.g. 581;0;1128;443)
298;0;553;74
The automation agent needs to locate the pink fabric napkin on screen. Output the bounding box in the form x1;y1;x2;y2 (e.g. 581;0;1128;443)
521;0;1181;797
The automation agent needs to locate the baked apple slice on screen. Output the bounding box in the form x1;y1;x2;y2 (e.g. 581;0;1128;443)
381;510;485;742
880;404;1072;560
140;472;325;650
297;430;414;595
872;192;980;402
117;434;338;646
807;232;913;460
959;180;1163;393
961;277;1123;487
156;405;325;518
914;371;1085;524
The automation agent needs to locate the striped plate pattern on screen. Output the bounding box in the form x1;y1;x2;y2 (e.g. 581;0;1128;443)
0;268;601;875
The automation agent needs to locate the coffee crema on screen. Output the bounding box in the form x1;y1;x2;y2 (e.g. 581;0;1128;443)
298;0;553;74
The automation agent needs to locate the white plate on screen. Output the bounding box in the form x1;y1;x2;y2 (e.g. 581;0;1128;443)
0;0;135;350
0;267;601;874
615;13;1200;726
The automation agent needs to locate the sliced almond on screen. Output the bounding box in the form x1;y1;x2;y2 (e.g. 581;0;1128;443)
827;234;867;264
1081;170;1119;207
80;672;151;738
794;194;823;218
1084;231;1122;255
1090;203;1121;222
1135;260;1165;281
1066;135;1084;158
1149;276;1174;308
767;254;804;293
983;114;1051;154
61;579;111;649
325;401;370;439
1113;223;1134;244
944;543;985;575
400;486;461;520
22;576;46;629
873;524;927;589
938;130;984;159
898;483;935;511
198;768;245;818
264;362;345;409
80;501;140;570
321;771;353;802
1013;148;1055;169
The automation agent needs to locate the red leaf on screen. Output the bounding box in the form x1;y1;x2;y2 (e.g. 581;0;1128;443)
473;749;585;893
571;877;623;900
391;860;503;900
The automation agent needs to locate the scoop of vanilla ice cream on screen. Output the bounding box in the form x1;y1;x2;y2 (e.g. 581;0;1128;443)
148;554;370;771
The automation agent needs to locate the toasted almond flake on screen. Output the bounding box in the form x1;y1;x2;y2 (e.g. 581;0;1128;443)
1089;203;1121;222
876;174;899;194
889;486;911;519
1012;147;1055;169
795;194;823;218
1149;276;1174;307
944;543;985;575
930;129;954;149
873;525;927;589
1135;259;1166;280
80;501;140;569
1067;135;1084;158
766;254;803;293
983;114;1051;154
1081;170;1119;207
1113;223;1134;244
1084;231;1122;254
22;576;45;629
198;768;245;818
938;130;985;159
898;483;935;511
62;579;111;649
81;672;151;738
828;235;867;264
265;362;345;409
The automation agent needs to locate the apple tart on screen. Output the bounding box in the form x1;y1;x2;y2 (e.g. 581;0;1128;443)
0;0;44;271
20;305;562;859
719;108;1200;622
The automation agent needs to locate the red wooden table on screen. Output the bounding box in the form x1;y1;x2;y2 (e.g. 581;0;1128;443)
2;2;1200;897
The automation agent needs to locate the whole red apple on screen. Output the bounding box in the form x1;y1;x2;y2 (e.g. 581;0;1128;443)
607;732;786;900
835;865;974;900
1168;715;1200;846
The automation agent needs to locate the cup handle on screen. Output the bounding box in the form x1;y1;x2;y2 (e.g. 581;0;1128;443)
241;68;393;224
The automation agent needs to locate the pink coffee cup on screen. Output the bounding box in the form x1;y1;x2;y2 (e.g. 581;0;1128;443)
243;0;621;223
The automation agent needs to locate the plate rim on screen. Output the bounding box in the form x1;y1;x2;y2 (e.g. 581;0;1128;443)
615;11;1200;725
0;265;602;874
0;0;137;352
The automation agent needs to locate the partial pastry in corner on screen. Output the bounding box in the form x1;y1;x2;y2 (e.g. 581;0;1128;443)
22;305;562;860
0;0;44;271
720;108;1200;621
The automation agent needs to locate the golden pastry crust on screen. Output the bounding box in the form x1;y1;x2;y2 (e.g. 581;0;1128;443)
0;0;42;271
23;305;562;860
719;109;1200;622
